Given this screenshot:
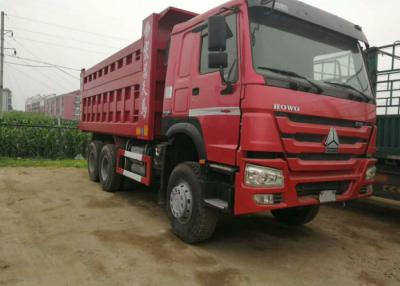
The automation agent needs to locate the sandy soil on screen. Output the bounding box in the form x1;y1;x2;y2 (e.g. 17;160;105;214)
0;167;399;286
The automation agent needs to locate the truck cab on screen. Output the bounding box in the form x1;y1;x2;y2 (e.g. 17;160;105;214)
162;0;376;216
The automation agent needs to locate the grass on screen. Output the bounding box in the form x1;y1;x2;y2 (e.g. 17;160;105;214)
0;157;87;168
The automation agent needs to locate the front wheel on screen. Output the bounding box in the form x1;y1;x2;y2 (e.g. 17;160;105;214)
167;162;218;244
271;205;320;226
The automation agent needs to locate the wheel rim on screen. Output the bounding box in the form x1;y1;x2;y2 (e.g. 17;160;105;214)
100;155;109;181
88;151;96;173
170;181;193;224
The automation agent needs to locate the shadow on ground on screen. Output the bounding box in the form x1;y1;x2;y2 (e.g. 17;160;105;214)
331;197;400;225
112;184;336;251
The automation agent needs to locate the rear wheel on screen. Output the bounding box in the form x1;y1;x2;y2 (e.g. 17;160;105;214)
99;144;122;192
87;140;103;182
271;205;320;226
167;162;218;244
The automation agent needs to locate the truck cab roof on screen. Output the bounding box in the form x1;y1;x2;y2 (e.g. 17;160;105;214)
173;0;368;44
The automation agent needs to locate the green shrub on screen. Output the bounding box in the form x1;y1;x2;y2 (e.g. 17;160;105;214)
0;112;90;159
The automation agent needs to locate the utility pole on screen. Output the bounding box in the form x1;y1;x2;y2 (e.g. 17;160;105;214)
0;11;4;119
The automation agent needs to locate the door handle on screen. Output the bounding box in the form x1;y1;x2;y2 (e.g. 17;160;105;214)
192;88;200;96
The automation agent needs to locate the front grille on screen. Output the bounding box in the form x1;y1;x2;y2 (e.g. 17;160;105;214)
283;134;363;144
295;153;353;161
275;112;371;159
278;112;368;128
297;181;350;198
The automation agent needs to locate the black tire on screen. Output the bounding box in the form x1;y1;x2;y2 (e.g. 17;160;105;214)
167;162;218;244
99;144;122;192
87;140;103;182
271;205;320;226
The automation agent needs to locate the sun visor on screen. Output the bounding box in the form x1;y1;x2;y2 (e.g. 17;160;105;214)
248;0;369;44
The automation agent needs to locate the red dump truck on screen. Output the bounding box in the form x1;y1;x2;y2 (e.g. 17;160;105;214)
80;0;377;243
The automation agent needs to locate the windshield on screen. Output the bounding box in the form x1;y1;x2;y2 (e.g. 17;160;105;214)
248;5;373;101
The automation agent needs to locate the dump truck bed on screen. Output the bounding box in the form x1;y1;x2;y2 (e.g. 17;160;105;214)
79;8;196;140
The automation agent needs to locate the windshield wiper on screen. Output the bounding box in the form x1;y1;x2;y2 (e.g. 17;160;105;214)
323;81;370;103
257;66;324;94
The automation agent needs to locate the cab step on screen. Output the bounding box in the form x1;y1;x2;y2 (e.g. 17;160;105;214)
204;198;229;212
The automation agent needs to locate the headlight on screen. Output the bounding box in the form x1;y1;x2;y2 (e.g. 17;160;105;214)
245;164;284;187
365;166;377;180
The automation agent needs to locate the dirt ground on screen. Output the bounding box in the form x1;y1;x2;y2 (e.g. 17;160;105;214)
0;167;399;286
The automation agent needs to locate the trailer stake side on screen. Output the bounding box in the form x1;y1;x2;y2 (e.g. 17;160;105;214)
370;41;400;201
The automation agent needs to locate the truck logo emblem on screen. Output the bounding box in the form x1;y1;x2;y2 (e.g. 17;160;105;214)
325;128;340;153
273;104;300;112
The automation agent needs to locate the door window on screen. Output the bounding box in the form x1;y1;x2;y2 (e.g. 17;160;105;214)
179;33;195;77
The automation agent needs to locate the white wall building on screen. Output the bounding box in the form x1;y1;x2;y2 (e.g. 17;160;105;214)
1;88;13;112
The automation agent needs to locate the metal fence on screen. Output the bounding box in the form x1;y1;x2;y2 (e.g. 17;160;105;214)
375;42;400;115
0;121;88;159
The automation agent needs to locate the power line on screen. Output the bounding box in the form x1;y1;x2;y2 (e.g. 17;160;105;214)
14;35;111;55
5;61;52;68
9;38;80;87
4;17;80;87
5;64;23;95
50;65;80;81
54;67;79;80
7;26;120;49
7;13;130;42
6;55;81;82
4;64;24;110
4;60;80;80
5;55;80;71
6;42;78;90
6;63;61;92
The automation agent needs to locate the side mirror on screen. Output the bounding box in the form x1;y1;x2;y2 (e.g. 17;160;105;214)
208;15;227;52
207;15;232;95
366;47;379;93
208;52;228;69
207;15;228;69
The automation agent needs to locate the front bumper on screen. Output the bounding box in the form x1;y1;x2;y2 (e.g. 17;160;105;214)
234;157;376;215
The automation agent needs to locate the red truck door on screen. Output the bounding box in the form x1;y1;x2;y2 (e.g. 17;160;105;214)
171;32;196;116
189;13;241;166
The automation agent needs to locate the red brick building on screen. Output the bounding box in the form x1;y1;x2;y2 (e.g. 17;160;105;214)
25;90;81;120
